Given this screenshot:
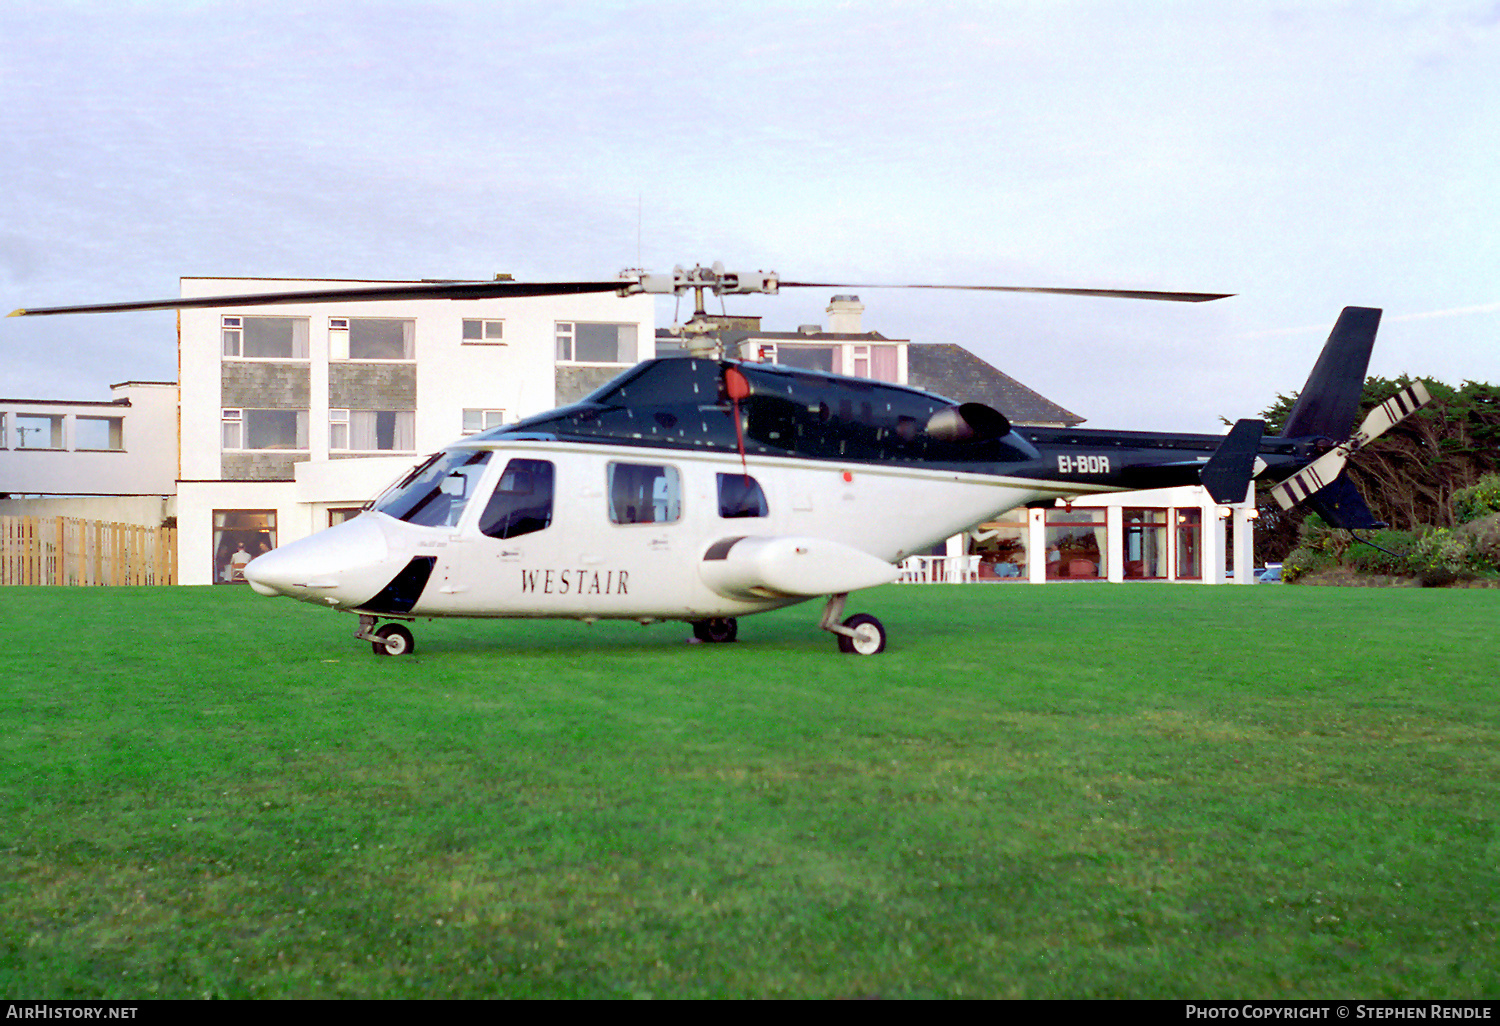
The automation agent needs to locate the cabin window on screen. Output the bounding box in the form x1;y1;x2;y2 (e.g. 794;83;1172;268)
75;416;124;451
222;316;309;359
717;473;768;518
222;409;308;451
213;509;276;585
330;318;414;360
329;409;414;452
462;409;506;435
608;462;681;524
1045;508;1106;580
479;459;555;539
556;322;637;364
371;449;491;527
462;319;505;343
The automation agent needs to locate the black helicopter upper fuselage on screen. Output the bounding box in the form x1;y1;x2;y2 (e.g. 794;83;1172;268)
477;357;1313;498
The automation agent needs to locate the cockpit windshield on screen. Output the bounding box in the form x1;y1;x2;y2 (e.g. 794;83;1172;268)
370;449;492;527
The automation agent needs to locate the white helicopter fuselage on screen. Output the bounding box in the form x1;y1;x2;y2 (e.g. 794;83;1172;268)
244;437;1053;623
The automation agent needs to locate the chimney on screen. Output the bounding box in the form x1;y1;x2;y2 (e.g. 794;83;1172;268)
826;294;864;334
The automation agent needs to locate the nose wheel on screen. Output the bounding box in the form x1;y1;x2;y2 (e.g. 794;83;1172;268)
358;615;416;656
819;594;887;655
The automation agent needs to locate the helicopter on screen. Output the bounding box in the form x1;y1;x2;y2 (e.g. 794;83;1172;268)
10;265;1429;655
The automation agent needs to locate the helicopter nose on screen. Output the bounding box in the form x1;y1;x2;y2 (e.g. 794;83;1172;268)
243;514;393;603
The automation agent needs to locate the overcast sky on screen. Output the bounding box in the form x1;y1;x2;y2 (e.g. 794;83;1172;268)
2;0;1496;432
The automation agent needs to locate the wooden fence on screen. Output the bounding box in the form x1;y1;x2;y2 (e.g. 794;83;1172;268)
0;516;177;586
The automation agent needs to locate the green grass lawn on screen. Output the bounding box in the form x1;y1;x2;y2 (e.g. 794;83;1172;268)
2;583;1497;999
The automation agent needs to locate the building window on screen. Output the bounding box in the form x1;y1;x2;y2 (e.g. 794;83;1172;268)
479;459;555;539
213;509;276;584
75;416;124;451
1123;508;1169;580
971;511;1029;579
328;507;363;527
1176;509;1202;580
462;319;505;344
222;408;308;451
461;409;506;435
330;318;415;360
608;462;681;524
0;412;6;448
1045;508;1106;579
222;316;309;359
329;409;414;452
772;345;838;373
13;414;65;449
556;322;637;364
717;473;768;518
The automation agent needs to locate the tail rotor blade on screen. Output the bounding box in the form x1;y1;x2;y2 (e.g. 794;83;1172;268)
1270;448;1349;511
1350;381;1432;448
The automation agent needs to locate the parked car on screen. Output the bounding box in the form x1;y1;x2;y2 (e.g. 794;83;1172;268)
1255;564;1283;584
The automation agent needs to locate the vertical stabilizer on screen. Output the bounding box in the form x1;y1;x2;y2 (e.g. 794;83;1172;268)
1279;306;1381;440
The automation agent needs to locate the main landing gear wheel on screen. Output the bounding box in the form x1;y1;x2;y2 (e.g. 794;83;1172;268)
372;622;415;656
836;613;886;655
692;617;738;643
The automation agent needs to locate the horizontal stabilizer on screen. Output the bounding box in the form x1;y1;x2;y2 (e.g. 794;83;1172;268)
699;535;898;600
1201;418;1264;503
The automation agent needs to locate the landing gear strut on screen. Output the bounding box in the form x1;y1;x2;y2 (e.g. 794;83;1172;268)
819;593;887;655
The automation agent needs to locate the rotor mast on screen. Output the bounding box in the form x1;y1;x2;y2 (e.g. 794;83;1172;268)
619;262;780;358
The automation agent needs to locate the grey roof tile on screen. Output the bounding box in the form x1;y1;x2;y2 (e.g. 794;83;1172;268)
906;344;1084;426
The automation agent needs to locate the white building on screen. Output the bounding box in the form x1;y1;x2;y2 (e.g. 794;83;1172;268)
0;381;178;525
174;277;654;585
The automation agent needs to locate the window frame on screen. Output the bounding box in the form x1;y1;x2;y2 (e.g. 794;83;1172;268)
607;461;683;525
555;321;639;365
461;409;506;436
220;408;309;452
462;319;506;344
328;409;415;453
213;508;277;585
74;415;125;452
716;472;769;519
221;315;310;361
13;413;66;450
330;316;416;362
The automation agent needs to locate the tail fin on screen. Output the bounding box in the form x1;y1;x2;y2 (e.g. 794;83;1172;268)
1279;306;1381;439
1201;418;1264;503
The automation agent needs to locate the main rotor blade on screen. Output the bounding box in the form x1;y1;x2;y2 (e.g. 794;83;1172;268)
777;282;1234;302
9;279;624;317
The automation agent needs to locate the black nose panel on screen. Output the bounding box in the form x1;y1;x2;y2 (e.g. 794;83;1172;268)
358;556;437;614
